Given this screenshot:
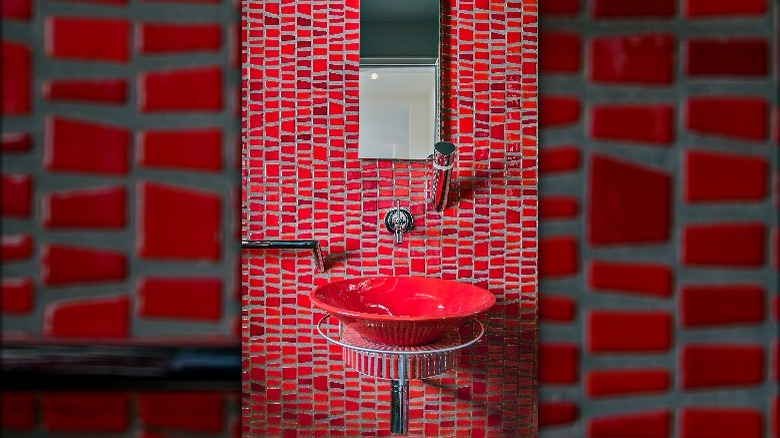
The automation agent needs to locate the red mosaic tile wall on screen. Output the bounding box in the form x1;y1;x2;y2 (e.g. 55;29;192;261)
242;0;539;435
1;0;241;341
538;1;779;437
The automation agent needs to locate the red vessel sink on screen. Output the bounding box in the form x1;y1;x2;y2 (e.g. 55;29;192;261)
311;276;495;346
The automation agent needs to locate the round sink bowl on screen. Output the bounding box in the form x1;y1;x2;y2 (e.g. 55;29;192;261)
311;276;495;346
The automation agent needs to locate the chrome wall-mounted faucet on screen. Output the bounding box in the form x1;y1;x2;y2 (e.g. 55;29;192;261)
430;141;456;211
384;201;413;244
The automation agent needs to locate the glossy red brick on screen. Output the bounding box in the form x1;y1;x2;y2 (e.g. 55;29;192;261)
587;369;670;398
138;277;222;321
588;311;671;353
137;392;224;433
588;154;671;245
1;132;32;152
139;66;222;112
685;0;766;17
138;128;223;172
772;397;778;438
539;196;578;219
139;22;221;53
1;392;35;430
539;145;580;173
46;16;130;62
539;343;578;384
588;410;670;437
590;105;674;145
1;40;31;115
685;150;767;202
686;38;768;77
686;97;768;141
42;244;126;286
42;392;129;432
138;181;221;260
45;117;130;175
682;345;764;388
539;401;577;428
1;233;32;261
592;0;675;17
683;223;765;267
538;236;578;277
43;185;126;228
539;0;579;16
681;284;764;327
589;261;672;298
1;277;33;314
590;34;674;84
539;96;580;127
539;32;580;73
1;0;31;20
539;295;575;322
44;295;129;339
681;408;762;438
43;78;127;104
1;173;32;217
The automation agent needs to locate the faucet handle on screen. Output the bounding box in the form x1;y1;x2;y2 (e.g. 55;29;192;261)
384;202;413;245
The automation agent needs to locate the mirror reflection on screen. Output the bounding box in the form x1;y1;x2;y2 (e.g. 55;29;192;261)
359;0;440;160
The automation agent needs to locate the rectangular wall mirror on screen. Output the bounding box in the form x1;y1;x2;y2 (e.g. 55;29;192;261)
358;0;440;160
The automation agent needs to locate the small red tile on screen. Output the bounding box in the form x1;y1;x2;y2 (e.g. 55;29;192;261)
43;78;127;104
685;150;767;202
590;34;674;84
773;397;778;438
592;0;676;17
539;343;578;384
539;32;581;73
587;369;670;398
42;393;129;432
1;40;31;115
681;408;762;438
138;277;222;321
1;0;32;20
46;16;130;62
539;401;577;428
681;284;764;327
1;277;33;314
43;185;126;228
538;236;578;278
42;244;126;286
590;105;674;145
1;173;32;217
139;66;222;112
1;233;32;261
588;410;670;437
539;145;580;173
539;96;580;127
682;344;764;388
686;97;768;141
137;392;224;433
43;295;130;339
138;128;223;172
1;132;32;152
1;392;36;430
683;223;765;267
686;38;768;77
139;22;222;53
685;0;767;18
588;154;671;245
45;117;130;175
539;196;578;219
539;0;579;16
589;261;672;298
138;181;221;261
588;311;671;353
539;295;575;322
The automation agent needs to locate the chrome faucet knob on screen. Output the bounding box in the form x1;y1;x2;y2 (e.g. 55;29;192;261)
384;202;413;245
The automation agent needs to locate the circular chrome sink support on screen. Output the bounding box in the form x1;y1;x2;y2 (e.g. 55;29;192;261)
317;315;485;435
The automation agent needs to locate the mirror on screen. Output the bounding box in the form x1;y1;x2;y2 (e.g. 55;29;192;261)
359;0;440;160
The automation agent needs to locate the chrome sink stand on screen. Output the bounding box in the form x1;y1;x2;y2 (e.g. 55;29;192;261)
317;316;485;435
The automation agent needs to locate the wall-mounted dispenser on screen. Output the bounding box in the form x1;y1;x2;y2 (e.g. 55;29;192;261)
430;141;455;211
